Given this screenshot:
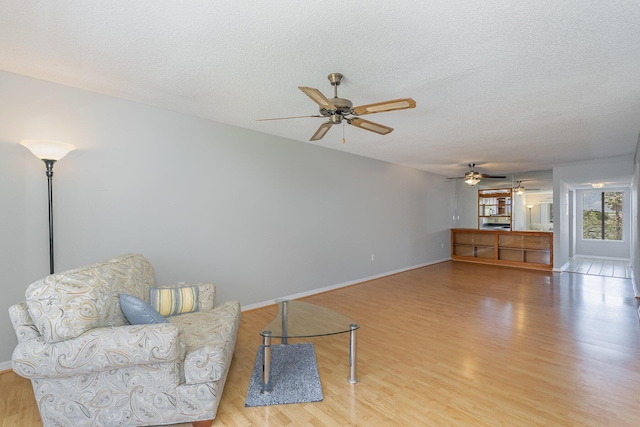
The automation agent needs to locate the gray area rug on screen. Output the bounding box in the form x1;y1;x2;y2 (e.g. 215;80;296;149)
245;343;323;407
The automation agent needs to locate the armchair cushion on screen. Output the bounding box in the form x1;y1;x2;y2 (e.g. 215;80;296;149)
119;294;168;325
25;254;155;343
196;283;216;311
168;300;241;384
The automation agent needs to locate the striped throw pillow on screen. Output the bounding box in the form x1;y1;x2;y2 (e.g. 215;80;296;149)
149;285;199;317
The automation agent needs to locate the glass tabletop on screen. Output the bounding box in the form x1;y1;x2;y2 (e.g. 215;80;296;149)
260;299;359;339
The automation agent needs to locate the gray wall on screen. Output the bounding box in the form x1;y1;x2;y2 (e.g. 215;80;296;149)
0;71;453;365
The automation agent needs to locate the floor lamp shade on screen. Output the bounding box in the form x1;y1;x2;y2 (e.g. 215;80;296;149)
20;139;76;274
20;139;76;161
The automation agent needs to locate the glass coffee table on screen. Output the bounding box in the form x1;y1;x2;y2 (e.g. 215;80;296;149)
259;299;360;393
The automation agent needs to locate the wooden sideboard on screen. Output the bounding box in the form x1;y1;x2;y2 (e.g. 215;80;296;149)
451;228;553;271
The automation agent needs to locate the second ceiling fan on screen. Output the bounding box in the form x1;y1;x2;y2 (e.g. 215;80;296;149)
449;163;507;186
259;73;416;141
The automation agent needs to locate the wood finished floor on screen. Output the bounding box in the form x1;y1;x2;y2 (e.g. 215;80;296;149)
563;257;632;279
2;261;640;426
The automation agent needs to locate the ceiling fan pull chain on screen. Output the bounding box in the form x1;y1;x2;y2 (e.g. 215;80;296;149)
342;121;346;144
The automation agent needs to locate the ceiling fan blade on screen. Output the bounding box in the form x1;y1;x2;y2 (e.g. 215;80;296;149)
299;86;335;109
352;98;416;116
479;174;507;179
256;115;323;121
445;175;476;180
349;118;393;135
310;122;333;141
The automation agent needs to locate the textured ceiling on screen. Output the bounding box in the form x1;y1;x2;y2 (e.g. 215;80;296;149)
1;1;639;179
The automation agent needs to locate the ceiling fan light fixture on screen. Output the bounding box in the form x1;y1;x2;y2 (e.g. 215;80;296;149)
464;176;480;186
514;181;525;195
330;114;343;124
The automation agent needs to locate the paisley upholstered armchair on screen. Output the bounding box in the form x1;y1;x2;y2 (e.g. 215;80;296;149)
9;254;241;427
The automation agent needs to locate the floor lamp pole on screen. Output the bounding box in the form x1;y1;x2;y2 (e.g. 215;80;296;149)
44;159;56;274
20;139;76;275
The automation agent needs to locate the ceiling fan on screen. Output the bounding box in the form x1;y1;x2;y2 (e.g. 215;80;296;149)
513;180;540;195
258;73;416;142
448;163;506;186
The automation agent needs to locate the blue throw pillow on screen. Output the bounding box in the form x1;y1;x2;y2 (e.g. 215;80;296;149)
119;294;168;325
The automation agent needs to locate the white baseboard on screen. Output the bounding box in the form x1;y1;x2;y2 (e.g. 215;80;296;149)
0;360;13;372
554;260;571;273
573;255;631;262
241;258;450;312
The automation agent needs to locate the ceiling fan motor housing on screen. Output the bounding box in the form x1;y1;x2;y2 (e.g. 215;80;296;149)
319;97;353;118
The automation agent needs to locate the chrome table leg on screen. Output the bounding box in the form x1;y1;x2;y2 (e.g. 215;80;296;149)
262;331;272;393
348;323;359;384
281;300;288;345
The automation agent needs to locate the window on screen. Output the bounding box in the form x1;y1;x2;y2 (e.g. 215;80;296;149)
582;191;623;241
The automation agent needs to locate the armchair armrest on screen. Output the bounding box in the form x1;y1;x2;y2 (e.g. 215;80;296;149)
12;323;184;380
9;302;40;344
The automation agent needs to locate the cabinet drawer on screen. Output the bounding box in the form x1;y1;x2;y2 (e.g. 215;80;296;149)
499;248;524;262
474;234;495;246
498;234;522;248
454;233;474;245
476;246;495;259
525;251;550;265
454;245;474;257
522;236;551;250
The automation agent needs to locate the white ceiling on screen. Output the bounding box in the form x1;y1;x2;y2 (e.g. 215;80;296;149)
1;1;639;179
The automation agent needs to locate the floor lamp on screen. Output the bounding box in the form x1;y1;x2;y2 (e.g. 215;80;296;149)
20;140;76;274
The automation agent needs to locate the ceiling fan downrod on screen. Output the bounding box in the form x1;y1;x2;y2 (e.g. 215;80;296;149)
328;72;343;98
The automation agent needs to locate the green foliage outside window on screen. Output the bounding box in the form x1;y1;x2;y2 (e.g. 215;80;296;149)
582;191;623;241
